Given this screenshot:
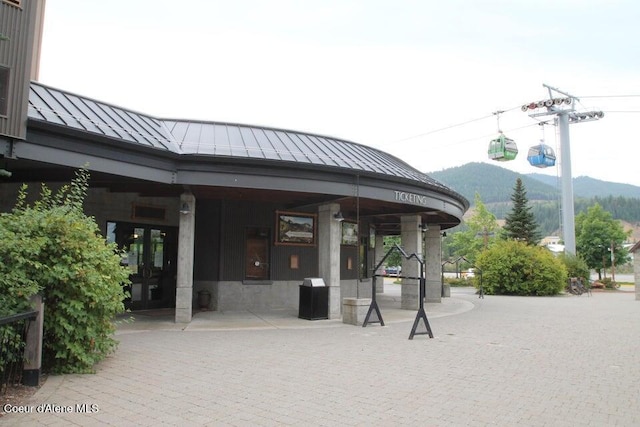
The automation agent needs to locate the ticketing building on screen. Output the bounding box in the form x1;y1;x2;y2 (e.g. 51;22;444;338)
0;0;468;323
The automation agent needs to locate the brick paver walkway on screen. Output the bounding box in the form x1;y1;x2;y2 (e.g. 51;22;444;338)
2;288;639;426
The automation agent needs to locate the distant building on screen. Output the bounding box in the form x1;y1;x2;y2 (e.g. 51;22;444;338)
540;236;564;254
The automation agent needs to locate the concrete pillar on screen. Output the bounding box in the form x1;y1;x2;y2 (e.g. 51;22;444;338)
374;234;385;293
424;225;442;303
401;215;422;310
176;193;196;323
318;203;341;319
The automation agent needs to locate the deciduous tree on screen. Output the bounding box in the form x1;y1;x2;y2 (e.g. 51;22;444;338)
575;203;630;279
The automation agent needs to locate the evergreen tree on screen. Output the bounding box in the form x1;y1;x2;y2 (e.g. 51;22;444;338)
502;178;540;245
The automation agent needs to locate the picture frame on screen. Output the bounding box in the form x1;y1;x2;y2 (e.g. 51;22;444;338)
341;221;358;246
275;211;316;246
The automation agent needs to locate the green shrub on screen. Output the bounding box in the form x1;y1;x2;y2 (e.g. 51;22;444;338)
444;277;472;287
557;252;590;281
476;240;567;296
0;169;130;373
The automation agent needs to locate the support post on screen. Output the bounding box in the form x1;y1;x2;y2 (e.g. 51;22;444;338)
423;226;441;303
176;193;196;323
318;203;342;319
558;111;576;254
22;295;43;386
400;215;421;310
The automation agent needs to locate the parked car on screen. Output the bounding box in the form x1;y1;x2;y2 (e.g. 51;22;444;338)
462;268;475;279
384;266;401;277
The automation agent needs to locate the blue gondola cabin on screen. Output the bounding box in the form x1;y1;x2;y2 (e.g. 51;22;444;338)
527;144;556;168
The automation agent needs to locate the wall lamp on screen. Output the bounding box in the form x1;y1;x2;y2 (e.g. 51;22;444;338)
420;223;429;231
179;202;191;215
334;212;344;222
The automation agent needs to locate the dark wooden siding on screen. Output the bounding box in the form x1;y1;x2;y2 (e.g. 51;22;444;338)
193;199;221;280
220;200;317;281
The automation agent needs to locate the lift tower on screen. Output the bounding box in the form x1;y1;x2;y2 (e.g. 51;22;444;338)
522;84;604;254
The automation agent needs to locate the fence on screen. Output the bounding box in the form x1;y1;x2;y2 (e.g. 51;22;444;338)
0;311;38;394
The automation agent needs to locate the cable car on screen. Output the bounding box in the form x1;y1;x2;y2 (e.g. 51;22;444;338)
488;133;518;161
527;144;556;168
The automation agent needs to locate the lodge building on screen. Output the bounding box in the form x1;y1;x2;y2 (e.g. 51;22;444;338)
1;0;468;323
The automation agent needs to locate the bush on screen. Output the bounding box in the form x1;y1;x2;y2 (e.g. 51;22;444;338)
0;169;130;373
445;277;473;287
557;252;590;281
476;240;567;296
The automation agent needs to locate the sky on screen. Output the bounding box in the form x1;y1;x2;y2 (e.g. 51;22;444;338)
37;0;640;186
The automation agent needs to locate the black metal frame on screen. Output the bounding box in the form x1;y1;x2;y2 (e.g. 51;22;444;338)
0;310;38;392
363;244;433;339
442;256;484;299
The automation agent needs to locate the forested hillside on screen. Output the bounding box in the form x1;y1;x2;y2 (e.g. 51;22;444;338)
429;162;557;203
528;174;640;198
429;162;640;236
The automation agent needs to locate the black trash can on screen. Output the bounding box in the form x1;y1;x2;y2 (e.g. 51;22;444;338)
298;278;328;320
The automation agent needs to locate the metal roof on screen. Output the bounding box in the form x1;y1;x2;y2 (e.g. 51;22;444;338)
27;81;461;199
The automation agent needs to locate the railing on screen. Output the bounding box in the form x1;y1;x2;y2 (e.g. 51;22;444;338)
0;311;38;394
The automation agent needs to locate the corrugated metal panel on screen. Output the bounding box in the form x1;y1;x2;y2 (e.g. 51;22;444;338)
26;82;461;195
28;82;177;151
0;0;37;139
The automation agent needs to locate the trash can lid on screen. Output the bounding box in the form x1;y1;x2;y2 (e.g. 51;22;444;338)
302;278;326;287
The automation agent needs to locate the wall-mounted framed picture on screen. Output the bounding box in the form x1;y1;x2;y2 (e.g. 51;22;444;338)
341;221;358;246
275;211;316;246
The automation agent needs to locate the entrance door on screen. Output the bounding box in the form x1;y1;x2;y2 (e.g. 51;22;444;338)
245;227;270;280
107;222;178;310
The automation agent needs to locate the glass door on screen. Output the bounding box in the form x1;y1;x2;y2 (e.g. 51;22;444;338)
107;222;178;310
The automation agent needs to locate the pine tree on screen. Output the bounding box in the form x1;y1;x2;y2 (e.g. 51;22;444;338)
502;178;540;245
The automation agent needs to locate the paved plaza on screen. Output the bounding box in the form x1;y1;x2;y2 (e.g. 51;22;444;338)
2;286;639;426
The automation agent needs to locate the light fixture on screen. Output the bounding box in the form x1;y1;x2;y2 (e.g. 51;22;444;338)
334;212;344;222
179;202;191;214
420;223;429;231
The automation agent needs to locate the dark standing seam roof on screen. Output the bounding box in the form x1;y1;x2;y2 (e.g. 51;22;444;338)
26;81;458;194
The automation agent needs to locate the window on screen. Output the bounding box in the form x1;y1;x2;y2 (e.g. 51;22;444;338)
0;67;8;116
2;0;22;8
245;227;270;280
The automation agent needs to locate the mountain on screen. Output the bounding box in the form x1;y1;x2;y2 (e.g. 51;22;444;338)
527;174;640;199
428;162;557;204
429;162;640;204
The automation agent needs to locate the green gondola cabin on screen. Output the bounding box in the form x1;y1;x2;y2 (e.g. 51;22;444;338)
488;133;518;161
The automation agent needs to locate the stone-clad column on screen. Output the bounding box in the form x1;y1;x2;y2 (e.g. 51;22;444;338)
176;193;196;323
401;215;422;310
318;203;342;318
424;225;442;303
374;234;385;293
